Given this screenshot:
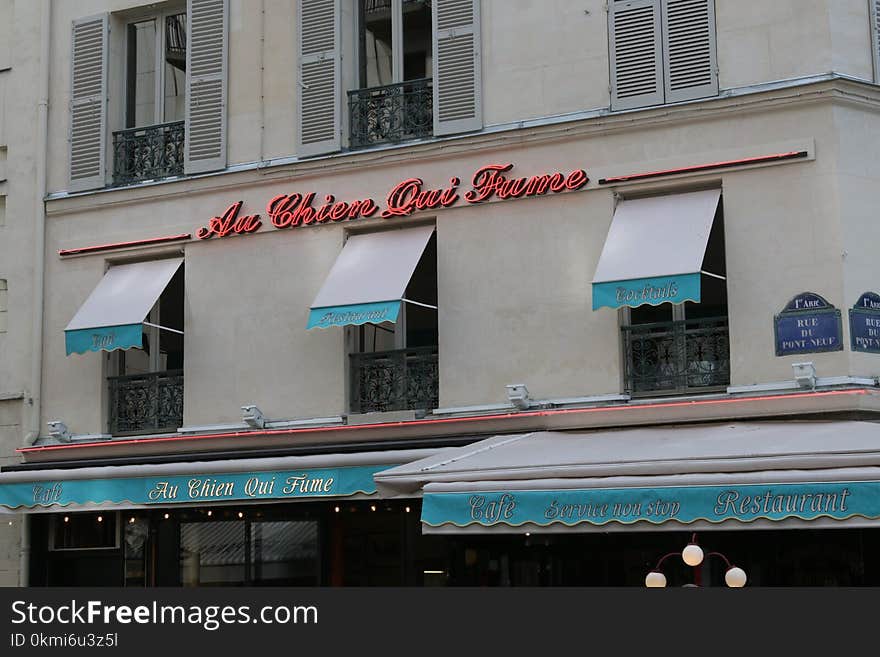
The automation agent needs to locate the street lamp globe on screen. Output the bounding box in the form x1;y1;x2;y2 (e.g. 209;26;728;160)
682;542;704;567
725;566;747;588
645;571;667;588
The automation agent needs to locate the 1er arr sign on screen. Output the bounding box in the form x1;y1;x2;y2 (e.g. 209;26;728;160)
850;292;880;354
774;292;843;356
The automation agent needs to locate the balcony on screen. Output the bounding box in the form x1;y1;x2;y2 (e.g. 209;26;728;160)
108;370;184;435
112;121;185;187
349;346;438;414
348;78;433;150
621;317;730;395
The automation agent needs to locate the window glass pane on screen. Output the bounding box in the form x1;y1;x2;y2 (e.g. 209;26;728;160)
127;20;157;127
402;0;431;80
359;0;394;87
180;521;246;586
250;521;319;585
163;13;187;122
123;516;150;586
52;512;117;550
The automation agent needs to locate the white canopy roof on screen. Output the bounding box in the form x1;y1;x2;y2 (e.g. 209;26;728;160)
310;225;435;309
65;258;183;331
592;189;721;284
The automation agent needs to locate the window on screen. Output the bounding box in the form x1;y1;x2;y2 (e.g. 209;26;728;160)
113;9;187;186
0;279;6;332
69;1;228;191
609;0;718;111
620;199;729;395
348;233;438;414
180;519;319;586
107;264;184;434
297;0;481;156
0;195;6;226
51;512;119;550
348;0;434;148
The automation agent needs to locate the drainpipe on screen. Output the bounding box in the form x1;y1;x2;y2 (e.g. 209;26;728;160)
20;0;52;587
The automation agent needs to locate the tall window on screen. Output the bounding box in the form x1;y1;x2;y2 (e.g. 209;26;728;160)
349;0;434;148
621;200;729;395
108;265;185;435
349;233;438;414
113;10;187;185
125;12;187;128
609;0;718;111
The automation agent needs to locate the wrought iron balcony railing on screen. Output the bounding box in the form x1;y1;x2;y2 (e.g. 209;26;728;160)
112;121;185;186
348;78;433;149
349;346;438;414
621;317;730;395
108;369;184;435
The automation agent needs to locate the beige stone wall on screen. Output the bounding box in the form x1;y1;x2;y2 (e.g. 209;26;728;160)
40;87;869;431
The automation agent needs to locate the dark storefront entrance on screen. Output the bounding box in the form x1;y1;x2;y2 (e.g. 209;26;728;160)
25;503;880;587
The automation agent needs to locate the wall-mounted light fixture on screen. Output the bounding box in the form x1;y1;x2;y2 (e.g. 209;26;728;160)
505;384;531;410
645;533;747;588
792;362;817;389
241;405;266;429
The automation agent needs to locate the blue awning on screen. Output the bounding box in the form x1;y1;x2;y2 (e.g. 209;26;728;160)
591;189;721;310
0;448;443;512
307;225;435;329
64;258;183;355
374;422;880;532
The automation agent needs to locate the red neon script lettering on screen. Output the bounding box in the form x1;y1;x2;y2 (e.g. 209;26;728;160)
464;163;589;204
382;177;460;218
196;201;262;239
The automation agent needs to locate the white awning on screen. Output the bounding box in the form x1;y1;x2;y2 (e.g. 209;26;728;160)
64;258;183;355
591;189;721;310
374;421;880;532
307;225;435;329
0;447;444;513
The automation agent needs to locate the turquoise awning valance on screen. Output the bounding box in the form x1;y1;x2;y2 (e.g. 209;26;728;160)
421;481;876;530
307;225;435;329
64;258;183;355
307;300;402;330
591;189;721;310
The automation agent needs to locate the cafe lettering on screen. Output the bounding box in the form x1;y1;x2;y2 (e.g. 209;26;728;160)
194;162;590;240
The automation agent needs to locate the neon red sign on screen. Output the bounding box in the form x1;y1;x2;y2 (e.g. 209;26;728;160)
194;162;589;240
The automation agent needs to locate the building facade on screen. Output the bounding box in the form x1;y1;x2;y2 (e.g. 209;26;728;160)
2;0;880;586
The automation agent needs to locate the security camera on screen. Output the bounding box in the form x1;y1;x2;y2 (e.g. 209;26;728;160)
792;362;817;389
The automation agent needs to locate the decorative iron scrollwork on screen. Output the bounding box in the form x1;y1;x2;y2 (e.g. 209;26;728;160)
348;78;433;150
112;121;185;187
350;347;438;414
108;370;184;435
622;317;730;394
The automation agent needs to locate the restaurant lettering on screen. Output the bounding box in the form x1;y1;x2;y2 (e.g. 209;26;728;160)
147;473;335;501
195;162;589;240
615;281;679;305
424;482;868;528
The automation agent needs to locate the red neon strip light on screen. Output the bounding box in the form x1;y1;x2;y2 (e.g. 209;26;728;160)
16;389;869;453
59;233;192;257
597;151;808;185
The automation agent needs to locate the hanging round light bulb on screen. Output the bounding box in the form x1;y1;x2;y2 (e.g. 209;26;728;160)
645;571;667;588
682;542;704;567
725;566;747;588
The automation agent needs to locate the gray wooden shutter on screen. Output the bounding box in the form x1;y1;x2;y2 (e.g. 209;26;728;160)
297;0;341;157
432;0;482;137
609;0;663;110
872;0;880;83
661;0;718;103
69;15;108;192
185;0;228;174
